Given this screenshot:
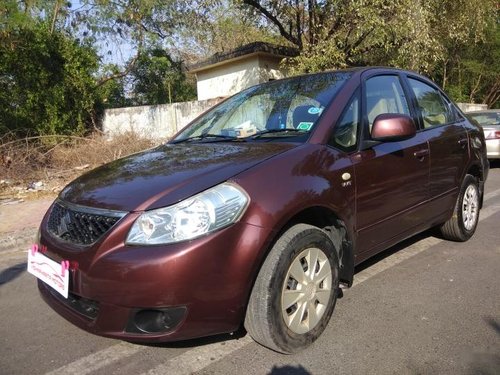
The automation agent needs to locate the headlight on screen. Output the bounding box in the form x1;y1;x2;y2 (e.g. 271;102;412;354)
126;183;249;245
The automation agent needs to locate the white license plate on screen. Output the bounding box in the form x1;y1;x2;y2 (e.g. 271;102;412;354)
27;249;69;299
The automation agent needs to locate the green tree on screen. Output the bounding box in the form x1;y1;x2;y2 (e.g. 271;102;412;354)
0;25;99;136
239;0;442;73
428;1;499;107
439;24;499;108
0;1;200;136
175;3;287;61
129;48;196;105
238;0;493;72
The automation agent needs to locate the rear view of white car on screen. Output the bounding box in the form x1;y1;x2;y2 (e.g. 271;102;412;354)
467;110;500;159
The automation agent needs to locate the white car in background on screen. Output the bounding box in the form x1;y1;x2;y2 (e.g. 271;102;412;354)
467;110;500;159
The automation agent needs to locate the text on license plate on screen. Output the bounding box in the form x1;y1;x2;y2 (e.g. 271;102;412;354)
27;249;69;299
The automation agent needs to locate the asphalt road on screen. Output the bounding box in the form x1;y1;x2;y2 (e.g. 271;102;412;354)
1;164;499;375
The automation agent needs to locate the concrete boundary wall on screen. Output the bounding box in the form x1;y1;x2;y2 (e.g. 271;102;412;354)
457;103;488;112
103;99;487;140
103;98;223;140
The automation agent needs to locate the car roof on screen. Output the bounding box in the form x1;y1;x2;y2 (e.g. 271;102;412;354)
265;66;422;83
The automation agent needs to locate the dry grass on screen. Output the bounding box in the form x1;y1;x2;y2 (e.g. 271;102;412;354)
0;132;156;199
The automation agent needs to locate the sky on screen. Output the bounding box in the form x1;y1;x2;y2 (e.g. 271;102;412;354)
69;0;135;67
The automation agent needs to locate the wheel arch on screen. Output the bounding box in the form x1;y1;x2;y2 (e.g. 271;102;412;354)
255;205;355;290
288;206;354;287
466;162;485;207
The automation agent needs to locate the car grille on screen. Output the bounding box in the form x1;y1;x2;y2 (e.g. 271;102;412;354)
47;200;125;246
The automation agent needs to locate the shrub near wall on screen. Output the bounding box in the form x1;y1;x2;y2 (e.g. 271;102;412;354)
0;26;98;137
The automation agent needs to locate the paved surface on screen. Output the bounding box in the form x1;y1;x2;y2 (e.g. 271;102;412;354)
0;198;53;233
0;165;499;375
0;198;53;251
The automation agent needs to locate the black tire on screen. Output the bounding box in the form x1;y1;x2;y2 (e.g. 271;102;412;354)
244;224;339;354
440;174;480;242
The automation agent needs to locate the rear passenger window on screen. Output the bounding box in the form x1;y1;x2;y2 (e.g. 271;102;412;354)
365;75;410;131
408;78;453;128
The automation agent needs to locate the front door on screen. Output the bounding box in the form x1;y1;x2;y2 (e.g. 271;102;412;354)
353;74;430;254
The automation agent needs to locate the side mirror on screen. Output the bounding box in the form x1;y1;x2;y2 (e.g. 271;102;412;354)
371;114;416;142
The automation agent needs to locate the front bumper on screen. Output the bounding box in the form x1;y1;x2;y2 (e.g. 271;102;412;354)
37;209;274;343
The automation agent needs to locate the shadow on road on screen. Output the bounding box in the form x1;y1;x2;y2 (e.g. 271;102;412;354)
141;326;248;349
485;317;500;335
268;365;311;374
0;262;27;286
489;160;500;169
354;229;436;274
466;318;500;375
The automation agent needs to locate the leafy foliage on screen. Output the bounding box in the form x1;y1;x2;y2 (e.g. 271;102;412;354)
0;0;498;140
430;1;499;108
128;48;196;105
0;1;201;137
0;25;99;136
241;0;498;107
174;3;287;61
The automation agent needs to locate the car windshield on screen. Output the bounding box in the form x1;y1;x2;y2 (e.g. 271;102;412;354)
172;72;352;143
468;112;500;126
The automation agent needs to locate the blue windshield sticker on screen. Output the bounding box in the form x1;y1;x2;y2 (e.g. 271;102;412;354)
297;122;314;131
308;107;323;115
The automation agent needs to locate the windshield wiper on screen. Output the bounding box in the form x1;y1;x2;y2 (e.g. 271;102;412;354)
171;133;239;144
250;128;306;139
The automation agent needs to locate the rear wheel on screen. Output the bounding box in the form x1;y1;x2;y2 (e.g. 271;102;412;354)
245;224;339;354
440;174;480;241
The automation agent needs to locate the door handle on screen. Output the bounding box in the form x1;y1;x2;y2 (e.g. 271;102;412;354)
458;138;468;147
413;149;429;159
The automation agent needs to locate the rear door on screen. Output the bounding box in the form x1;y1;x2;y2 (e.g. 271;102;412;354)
405;76;469;217
352;74;430;254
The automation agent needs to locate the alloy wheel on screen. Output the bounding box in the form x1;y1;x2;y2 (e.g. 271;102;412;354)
462;184;479;230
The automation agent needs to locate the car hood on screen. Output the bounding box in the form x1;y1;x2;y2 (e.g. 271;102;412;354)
59;142;296;211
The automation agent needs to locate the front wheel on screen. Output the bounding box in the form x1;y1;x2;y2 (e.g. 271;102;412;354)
244;224;339;354
440;174;480;241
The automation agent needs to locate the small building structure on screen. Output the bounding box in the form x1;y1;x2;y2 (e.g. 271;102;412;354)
189;42;299;100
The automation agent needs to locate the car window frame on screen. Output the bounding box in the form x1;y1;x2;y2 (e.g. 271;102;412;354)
403;74;463;132
359;72;417;146
173;72;353;144
327;89;361;153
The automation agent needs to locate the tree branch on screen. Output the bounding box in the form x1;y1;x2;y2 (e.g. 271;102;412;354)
140;21;168;39
50;1;62;34
308;0;314;45
326;0;348;38
469;73;483;103
345;27;375;59
95;53;140;88
295;0;302;49
242;0;301;48
483;78;500;107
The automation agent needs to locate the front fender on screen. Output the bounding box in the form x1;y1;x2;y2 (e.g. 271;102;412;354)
233;143;356;285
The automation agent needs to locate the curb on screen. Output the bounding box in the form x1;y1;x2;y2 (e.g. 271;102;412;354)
0;227;38;253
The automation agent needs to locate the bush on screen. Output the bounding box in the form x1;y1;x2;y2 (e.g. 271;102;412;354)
0;25;99;137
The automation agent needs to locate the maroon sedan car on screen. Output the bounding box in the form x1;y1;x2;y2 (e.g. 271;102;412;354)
30;67;488;354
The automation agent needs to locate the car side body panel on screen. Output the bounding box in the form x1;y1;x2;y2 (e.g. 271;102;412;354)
351;133;430;254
